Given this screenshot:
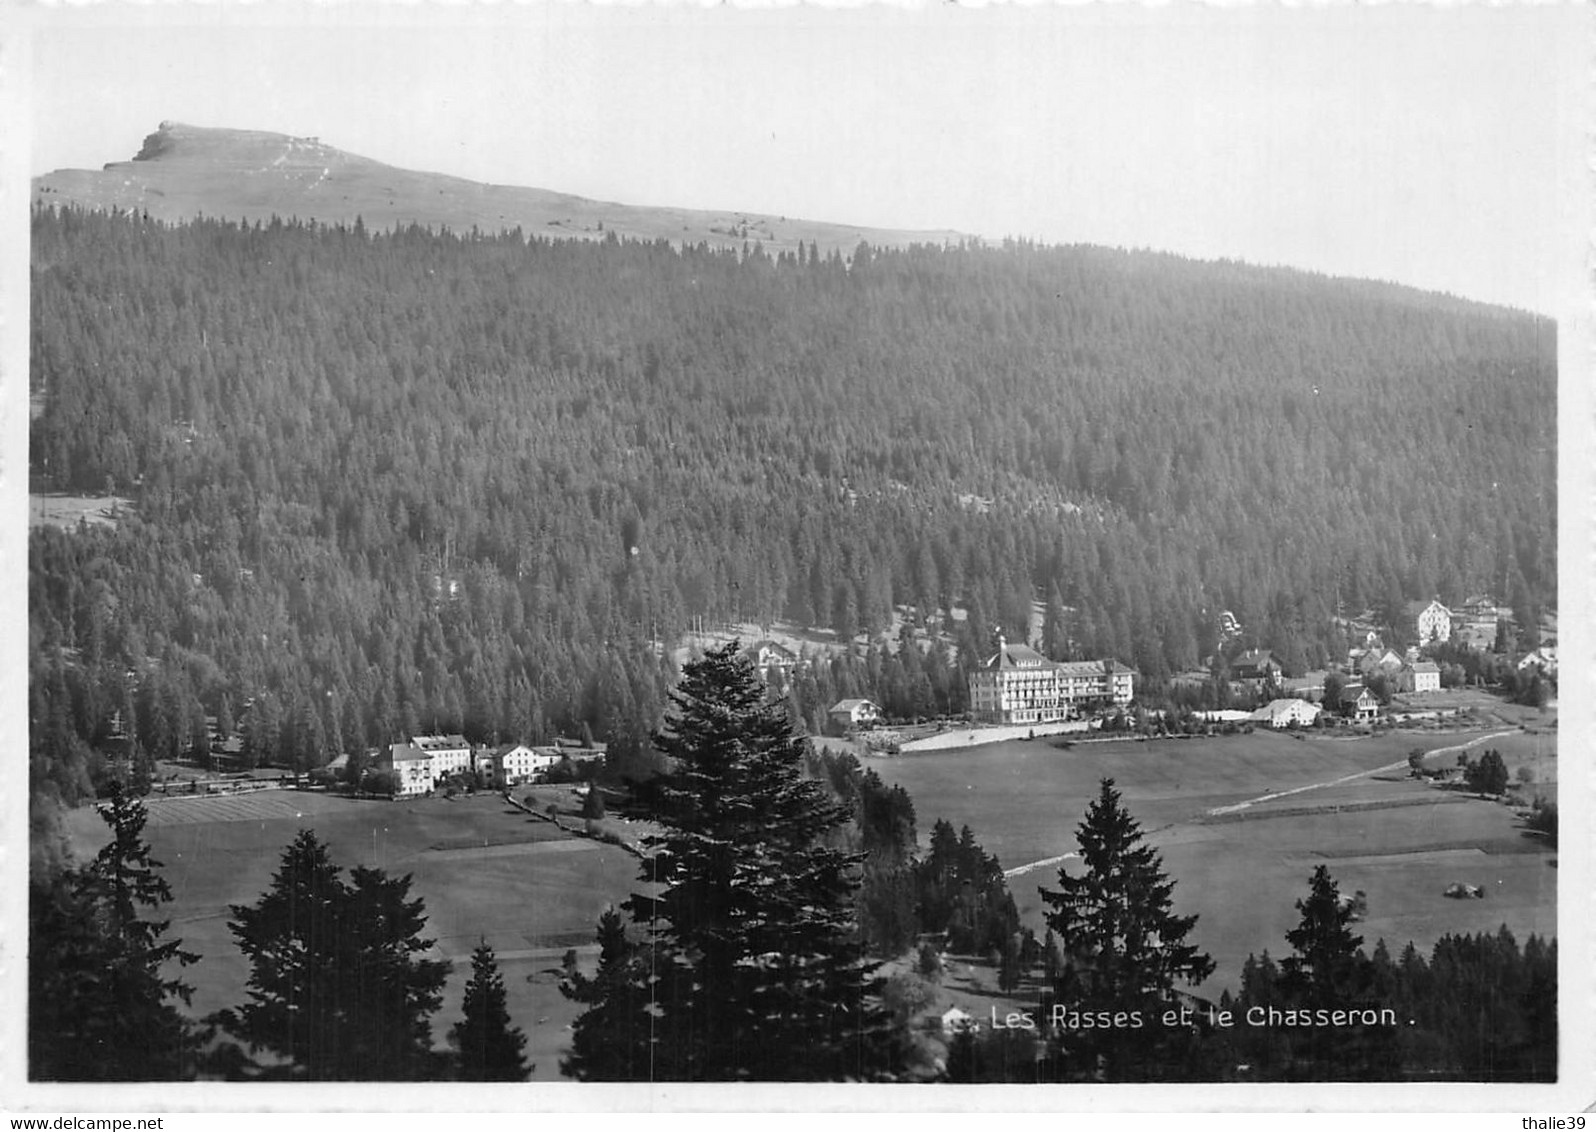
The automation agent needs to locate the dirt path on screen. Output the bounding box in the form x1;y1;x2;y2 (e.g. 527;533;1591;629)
1000;728;1521;877
1003;851;1078;880
1203;728;1517;817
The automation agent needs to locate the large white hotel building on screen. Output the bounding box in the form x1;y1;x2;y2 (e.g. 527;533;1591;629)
967;636;1135;724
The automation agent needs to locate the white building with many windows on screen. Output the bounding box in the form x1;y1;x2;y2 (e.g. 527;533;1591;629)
412;734;472;779
489;743;564;786
1409;660;1442;693
1406;599;1453;646
968;637;1134;724
379;743;437;797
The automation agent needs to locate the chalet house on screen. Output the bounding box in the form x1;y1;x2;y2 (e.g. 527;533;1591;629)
1409;660;1442;693
1231;649;1284;684
747;640;800;671
1250;698;1323;729
1517;648;1558;678
1406;599;1453;645
829;698;882;731
1357;648;1406;679
1338;683;1379;723
1452;594;1506;647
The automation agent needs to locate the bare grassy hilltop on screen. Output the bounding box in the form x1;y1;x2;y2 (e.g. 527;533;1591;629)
34;121;969;257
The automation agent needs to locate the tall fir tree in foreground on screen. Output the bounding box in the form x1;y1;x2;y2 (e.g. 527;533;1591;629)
560;640;903;1081
451;940;530;1081
1038;777;1215;1081
1275;865;1401;1080
29;784;198;1080
560;907;652;1081
1282;864;1365;1004
213;830;450;1080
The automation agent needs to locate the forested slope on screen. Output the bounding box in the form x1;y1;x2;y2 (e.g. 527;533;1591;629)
28;207;1555;802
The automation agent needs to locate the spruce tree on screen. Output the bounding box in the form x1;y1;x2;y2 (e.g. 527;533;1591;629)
1281;865;1364;1004
29;784;198;1080
1465;748;1510;795
215;830;449;1079
561;907;652;1080
1278;865;1400;1080
1038;777;1214;1080
451;940;530;1081
562;640;902;1081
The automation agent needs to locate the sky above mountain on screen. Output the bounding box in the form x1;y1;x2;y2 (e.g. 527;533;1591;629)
16;2;1587;317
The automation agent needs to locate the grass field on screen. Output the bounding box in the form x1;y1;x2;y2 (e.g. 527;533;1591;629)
870;727;1557;994
29;491;133;530
56;721;1557;1078
63;790;643;1080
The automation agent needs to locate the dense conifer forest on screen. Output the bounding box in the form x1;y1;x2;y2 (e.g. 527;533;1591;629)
28;205;1555;805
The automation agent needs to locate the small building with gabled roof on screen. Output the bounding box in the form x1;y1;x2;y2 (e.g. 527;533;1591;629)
1337;683;1379;723
829;698;881;731
1231;649;1284;683
747;639;799;671
1250;698;1323;729
1409;660;1442;693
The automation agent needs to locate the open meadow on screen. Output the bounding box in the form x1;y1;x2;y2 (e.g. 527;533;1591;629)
870;725;1558;995
62;790;644;1079
55;720;1557;1077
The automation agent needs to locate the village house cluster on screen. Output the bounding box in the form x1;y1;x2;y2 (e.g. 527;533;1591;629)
732;591;1556;745
375;733;604;798
1179;592;1557;731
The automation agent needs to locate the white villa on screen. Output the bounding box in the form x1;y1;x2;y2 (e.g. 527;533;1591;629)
1406;599;1453;645
489;743;564;786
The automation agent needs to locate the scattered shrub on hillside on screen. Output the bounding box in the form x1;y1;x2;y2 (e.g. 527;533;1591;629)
1464;749;1510;796
882;971;935;1026
1527;798;1557;841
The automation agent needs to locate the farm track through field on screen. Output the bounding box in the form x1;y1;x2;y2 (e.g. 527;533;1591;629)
1196;792;1475;825
1203;728;1519;817
1285;847;1487;868
1004;852;1078;879
428;839;600;861
1000;728;1522;878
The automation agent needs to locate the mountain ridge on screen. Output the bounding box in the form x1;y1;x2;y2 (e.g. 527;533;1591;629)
34;121;971;255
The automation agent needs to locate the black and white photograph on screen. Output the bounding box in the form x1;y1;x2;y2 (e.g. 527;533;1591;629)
4;0;1589;1114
